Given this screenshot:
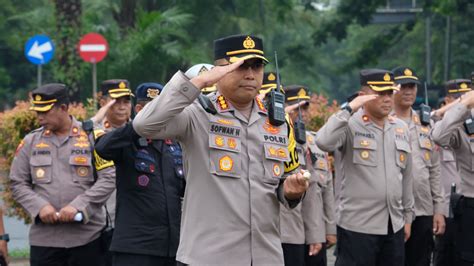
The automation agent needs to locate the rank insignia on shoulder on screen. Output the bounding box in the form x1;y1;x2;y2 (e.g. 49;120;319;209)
255;97;267;113
217;95;229;111
15;140;25;155
72;127;79;134
362;115;370;122
104;121;111;129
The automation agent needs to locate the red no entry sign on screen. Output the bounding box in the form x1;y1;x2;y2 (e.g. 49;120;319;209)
78;33;109;63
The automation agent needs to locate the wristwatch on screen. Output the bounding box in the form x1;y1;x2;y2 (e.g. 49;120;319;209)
340;102;353;115
0;234;9;242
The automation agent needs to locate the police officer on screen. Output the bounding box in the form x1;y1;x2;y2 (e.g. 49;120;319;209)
316;69;414;266
94;83;184;266
133;34;309;265
283;85;337;266
95;79;134;132
93;79;134;233
9;84;115;266
431;84;474;266
391;67;445;265
432;79;471;266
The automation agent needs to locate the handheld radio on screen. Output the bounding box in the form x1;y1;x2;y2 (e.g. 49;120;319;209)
419;82;431;126
268;52;286;126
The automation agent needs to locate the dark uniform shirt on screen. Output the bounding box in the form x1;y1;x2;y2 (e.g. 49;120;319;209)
95;122;184;257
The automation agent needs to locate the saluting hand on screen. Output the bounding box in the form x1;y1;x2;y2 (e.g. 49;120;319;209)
285;101;308;114
460;90;474;109
308;243;322;256
190;59;244;89
58;205;78;223
348;94;379;113
283;169;310;200
90;99;116;124
433;213;446;236
39;204;59;224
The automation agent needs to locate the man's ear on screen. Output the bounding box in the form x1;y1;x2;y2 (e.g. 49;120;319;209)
135;104;143;113
60;103;69;112
99;97;108;107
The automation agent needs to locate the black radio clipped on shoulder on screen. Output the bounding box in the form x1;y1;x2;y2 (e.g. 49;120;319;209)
464;115;474;135
294;119;306;144
419;103;432;126
268;51;286;126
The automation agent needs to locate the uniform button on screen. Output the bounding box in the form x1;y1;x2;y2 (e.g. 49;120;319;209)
182;86;188;92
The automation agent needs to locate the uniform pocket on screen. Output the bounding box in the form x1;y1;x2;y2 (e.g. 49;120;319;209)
210;149;241;178
395;139;411;169
262;143;288;185
134;150;157;175
30;156;53;184
69;155;94;183
353;137;377;167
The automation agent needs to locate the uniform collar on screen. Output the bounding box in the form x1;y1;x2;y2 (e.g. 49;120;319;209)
41;116;82;138
214;92;235;113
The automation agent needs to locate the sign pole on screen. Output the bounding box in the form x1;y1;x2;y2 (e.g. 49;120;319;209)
92;61;97;112
37;65;42;88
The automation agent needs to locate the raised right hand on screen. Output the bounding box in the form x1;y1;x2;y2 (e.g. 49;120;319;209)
348;94;379;112
39;204;59;224
190;59;244;89
460;90;474;109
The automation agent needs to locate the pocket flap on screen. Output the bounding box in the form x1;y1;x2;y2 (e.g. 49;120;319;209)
395;139;411;153
30;156;52;166
263;143;289;162
353;137;377;150
69;155;92;166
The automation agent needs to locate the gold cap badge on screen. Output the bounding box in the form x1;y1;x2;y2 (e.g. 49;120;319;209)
35;95;42;101
119;82;126;89
147;88;160;99
404;68;412;76
243;36;255;49
268;73;276;81
298;88;307;97
383;73;391;81
460;83;468;89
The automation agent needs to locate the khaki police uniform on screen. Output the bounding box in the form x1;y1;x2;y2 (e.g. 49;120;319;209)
432;102;474;263
316;69;414;265
10;117;115;248
133;34;301;265
95;79;134;226
317;108;414;233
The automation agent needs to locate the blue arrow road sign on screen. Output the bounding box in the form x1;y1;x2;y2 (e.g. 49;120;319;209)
24;35;55;65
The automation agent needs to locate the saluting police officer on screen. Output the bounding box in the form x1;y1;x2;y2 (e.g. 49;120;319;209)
9;84;115;266
283;85;337;266
316;69;415;266
133;34;309;265
92;79;134;237
94;83;184;266
391;67;445;266
431;82;474;266
95;79;134;132
431;79;471;266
